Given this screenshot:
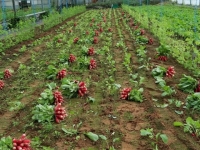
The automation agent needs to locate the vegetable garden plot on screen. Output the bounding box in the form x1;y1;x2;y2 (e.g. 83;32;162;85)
1;7;200;150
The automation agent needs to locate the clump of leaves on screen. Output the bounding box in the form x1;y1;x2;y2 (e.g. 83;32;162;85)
178;74;198;94
186;93;200;113
129;88;144;102
140;128;168;150
174;117;200;138
0;136;12;150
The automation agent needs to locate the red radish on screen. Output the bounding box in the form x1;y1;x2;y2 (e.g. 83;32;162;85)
166;66;175;78
89;58;96;70
120;88;131;100
74;23;77;27
148;38;153;45
55;103;67;123
68;54;76;63
12;134;31;150
90;23;93;27
99;27;103;32
95;30;99;36
195;81;200;92
86;31;89;35
73;37;79;44
134;26;138;30
53;90;64;104
57;69;67;80
88;47;95;56
57;39;62;43
4;69;12;79
103;19;106;22
69;29;72;33
108;28;112;32
158;56;167;61
0;80;4;90
140;29;145;35
93;37;98;44
78;81;87;97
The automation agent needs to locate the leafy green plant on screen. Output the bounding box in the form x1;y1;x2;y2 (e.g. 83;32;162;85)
61;78;78;98
45;65;57;80
140;128;168;150
151;66;166;78
129;88;143;102
174;117;200;137
186;93;200;113
0;136;12;150
178;74;198;94
32;104;54;123
161;85;176;97
156;44;170;57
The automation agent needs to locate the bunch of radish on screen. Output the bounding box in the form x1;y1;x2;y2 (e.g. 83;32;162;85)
120;88;131;100
57;39;62;43
4;69;12;79
148;38;153;45
89;58;96;70
0;80;4;90
69;29;72;33
134;26;139;30
158;56;167;61
73;37;79;44
53;90;64;104
13;134;31;150
108;28;112;32
99;27;103;32
78;81;88;97
166;66;175;78
93;37;98;44
88;47;95;56
95;30;99;36
195;81;200;92
55;103;67;123
57;69;67;80
68;54;76;63
140;29;145;35
74;22;77;27
86;31;89;35
90;23;93;27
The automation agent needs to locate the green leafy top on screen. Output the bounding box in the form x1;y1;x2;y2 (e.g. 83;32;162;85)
178;74;197;94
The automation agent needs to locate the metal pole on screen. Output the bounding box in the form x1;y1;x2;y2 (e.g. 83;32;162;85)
12;0;17;18
2;0;7;29
41;0;44;10
66;0;68;8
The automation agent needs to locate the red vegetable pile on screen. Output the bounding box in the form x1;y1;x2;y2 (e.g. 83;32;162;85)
93;37;98;44
78;81;88;97
86;31;89;35
195;81;200;92
148;38;153;45
88;47;95;56
0;80;4;90
99;27;103;32
158;56;167;61
57;69;67;80
108;28;112;32
166;66;175;78
95;30;99;36
89;58;96;70
55;103;67;123
73;37;79;44
53;90;64;104
13;134;31;150
69;54;76;63
120;88;131;100
140;29;145;35
4;69;12;79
